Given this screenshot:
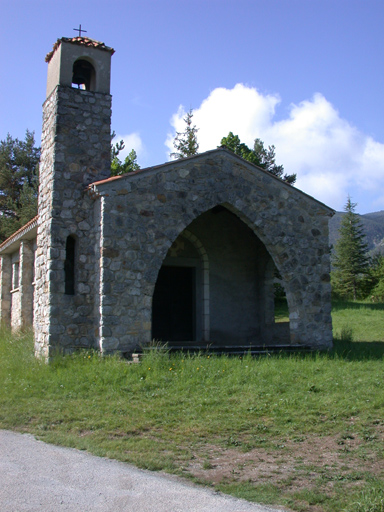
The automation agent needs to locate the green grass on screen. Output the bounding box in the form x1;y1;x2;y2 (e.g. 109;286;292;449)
274;297;290;322
0;300;384;512
332;299;384;343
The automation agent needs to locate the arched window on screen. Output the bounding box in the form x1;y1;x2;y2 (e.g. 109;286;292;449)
71;59;96;91
64;236;76;295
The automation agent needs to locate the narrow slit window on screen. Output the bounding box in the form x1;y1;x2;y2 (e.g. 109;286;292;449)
65;236;76;295
12;262;19;290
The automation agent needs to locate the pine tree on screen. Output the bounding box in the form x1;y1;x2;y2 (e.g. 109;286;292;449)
332;197;370;300
110;131;125;160
170;109;199;159
111;149;140;176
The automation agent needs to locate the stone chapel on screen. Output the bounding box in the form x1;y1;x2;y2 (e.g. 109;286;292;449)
0;37;335;359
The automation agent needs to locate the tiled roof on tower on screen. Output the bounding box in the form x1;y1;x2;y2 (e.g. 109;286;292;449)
45;37;115;63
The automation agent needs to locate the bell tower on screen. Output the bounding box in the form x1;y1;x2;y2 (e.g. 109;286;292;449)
34;37;114;359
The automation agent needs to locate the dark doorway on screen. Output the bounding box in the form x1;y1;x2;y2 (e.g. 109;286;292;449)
152;266;195;341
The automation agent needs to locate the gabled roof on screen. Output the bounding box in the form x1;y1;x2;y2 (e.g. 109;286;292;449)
89;147;275;187
45;37;115;63
88;148;335;215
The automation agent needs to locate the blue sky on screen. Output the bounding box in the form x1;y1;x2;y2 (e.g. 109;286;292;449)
1;0;384;214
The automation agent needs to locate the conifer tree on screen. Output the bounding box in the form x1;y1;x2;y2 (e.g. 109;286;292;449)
111;132;125;160
220;132;296;184
0;131;40;241
332;197;370;300
170;109;199;159
111;149;140;176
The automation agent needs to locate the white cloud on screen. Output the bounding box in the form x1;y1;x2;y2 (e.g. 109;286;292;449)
112;132;145;162
166;85;384;213
166;84;280;157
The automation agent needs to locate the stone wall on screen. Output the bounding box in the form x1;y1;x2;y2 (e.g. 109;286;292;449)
0;255;11;325
90;149;334;353
0;240;35;330
34;85;111;359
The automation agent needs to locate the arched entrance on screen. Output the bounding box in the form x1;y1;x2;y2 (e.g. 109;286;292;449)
151;205;289;346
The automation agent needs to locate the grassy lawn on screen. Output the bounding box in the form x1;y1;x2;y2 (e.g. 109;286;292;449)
0;300;383;512
332;299;384;343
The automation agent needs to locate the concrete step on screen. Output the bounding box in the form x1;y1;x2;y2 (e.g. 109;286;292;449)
138;342;312;356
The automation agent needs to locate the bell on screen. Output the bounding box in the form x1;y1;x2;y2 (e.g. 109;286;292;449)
72;60;92;90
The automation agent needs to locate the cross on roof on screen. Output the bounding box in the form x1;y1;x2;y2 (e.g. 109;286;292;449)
73;24;87;37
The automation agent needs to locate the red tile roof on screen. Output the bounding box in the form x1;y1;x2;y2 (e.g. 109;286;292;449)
45;37;115;63
0;216;38;253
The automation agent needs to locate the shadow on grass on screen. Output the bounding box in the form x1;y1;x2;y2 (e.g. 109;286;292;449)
251;340;384;362
329;339;384;361
331;299;384;312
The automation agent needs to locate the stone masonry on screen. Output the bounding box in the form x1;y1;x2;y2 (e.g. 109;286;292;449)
34;85;112;358
0;217;37;329
89;150;334;354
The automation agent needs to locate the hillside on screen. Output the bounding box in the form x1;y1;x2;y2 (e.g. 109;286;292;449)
329;210;384;256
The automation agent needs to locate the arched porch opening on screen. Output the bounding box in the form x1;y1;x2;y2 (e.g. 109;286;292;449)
151;204;290;347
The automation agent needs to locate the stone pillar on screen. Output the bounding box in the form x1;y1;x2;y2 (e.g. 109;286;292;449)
0;255;11;326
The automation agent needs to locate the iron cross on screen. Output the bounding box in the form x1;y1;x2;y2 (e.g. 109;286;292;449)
73;24;87;37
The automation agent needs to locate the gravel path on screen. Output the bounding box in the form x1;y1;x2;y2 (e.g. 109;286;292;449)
0;430;286;512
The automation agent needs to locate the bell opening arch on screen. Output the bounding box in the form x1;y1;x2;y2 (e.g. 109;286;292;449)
72;58;96;91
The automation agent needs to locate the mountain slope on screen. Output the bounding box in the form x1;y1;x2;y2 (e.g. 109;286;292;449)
329;210;384;256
